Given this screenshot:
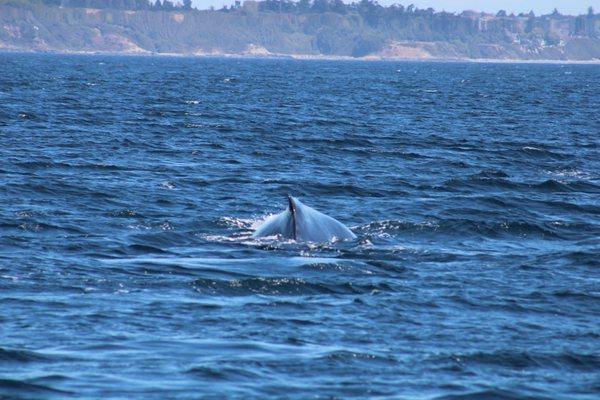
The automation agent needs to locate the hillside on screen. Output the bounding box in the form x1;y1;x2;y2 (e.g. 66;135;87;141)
1;0;600;60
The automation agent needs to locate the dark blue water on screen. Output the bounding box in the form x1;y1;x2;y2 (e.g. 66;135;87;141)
1;53;599;399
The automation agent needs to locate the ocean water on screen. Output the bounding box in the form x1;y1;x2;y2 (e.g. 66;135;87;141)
0;53;599;399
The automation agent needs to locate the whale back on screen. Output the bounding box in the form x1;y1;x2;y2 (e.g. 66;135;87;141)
252;207;296;239
291;197;356;242
253;196;356;242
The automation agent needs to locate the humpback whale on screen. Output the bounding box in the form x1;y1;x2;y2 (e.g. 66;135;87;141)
253;196;356;242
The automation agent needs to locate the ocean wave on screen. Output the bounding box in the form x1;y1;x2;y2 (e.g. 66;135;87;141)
434;388;553;400
15;160;124;171
531;179;600;193
318;350;398;365
191;277;394;296
0;347;54;363
356;218;569;240
0;379;73;396
186;365;261;380
437;176;600;193
432;350;600;371
126;244;171;254
519;145;570;160
564;250;600;267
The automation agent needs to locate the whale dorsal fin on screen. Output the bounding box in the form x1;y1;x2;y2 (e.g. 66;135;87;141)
253;196;356;242
287;195;297;240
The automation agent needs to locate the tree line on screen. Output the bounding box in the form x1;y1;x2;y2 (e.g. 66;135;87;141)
250;0;595;18
36;0;598;20
41;0;194;10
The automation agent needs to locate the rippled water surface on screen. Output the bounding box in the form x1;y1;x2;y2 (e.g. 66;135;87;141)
1;54;599;399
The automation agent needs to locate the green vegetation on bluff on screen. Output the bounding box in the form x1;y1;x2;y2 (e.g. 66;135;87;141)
1;0;599;59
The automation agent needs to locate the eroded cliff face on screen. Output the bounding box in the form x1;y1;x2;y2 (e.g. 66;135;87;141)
1;4;600;60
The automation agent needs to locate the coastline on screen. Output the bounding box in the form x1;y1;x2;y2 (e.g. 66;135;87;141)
2;48;600;64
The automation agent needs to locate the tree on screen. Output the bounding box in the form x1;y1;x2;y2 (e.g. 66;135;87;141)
298;0;310;13
311;0;330;13
496;10;507;17
588;6;594;16
183;0;192;10
357;0;377;14
331;0;346;14
390;4;405;14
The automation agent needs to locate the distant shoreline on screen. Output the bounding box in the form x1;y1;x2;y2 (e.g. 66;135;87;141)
2;49;600;64
3;2;600;64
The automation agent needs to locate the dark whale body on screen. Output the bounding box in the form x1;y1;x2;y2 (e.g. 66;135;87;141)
253;196;356;242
